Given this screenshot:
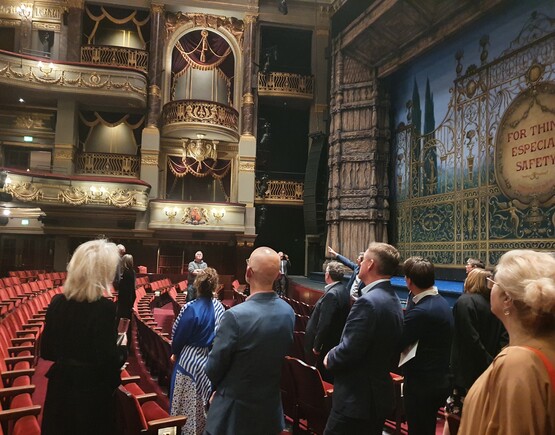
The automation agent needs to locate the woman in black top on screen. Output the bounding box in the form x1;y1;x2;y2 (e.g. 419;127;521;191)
116;254;136;349
41;239;127;435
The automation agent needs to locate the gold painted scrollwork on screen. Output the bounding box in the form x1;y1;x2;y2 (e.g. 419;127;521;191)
59;186;88;205
6;182;42;202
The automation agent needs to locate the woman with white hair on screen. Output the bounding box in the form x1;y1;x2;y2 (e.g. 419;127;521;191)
41;239;128;435
459;250;555;435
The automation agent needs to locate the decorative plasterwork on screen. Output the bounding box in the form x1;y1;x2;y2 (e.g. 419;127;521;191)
165;12;245;46
239;160;255;172
0;18;19;27
32;21;61;32
4;174;150;211
33;3;63;22
0;51;147;106
54;149;73;160
141;153;159;166
149;200;246;232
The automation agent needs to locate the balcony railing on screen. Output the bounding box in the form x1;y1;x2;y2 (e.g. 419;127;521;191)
258;72;314;99
0;50;147;107
75;153;140;178
255;179;304;205
81;45;148;74
161;100;239;141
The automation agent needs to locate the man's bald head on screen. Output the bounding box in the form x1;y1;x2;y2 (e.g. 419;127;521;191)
246;247;280;292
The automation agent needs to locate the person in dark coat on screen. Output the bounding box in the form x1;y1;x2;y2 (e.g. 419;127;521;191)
305;260;350;382
323;243;403;435
400;256;454;435
116;254;136;350
450;268;508;396
41;239;127;435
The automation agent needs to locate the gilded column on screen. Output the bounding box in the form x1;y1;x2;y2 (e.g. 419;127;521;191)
241;14;257;136
147;2;165;128
64;0;84;62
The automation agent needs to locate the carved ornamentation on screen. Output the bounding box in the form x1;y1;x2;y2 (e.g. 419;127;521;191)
141;154;159;166
54;149;73;160
181;207;209;225
0;52;147;100
165;12;244;45
239;161;255;172
33;5;63;22
75;153;140;177
32;21;61;32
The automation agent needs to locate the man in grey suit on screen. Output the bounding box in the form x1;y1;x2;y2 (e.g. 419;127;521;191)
205;247;295;435
323;242;404;435
304;260;350;382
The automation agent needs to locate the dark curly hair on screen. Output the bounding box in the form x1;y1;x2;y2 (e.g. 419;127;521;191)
194;267;219;299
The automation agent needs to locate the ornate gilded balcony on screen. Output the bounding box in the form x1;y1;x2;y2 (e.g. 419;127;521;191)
0;50;147;108
258;72;314;99
2;168;150;211
149;200;246;233
81;45;148;74
161;100;239;142
255;179;304;205
75;153;140;178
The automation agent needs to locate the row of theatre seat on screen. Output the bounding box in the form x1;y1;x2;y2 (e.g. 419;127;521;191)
0;285;63;435
6;272;66;287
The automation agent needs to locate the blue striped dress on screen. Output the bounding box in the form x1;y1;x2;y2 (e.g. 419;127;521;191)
170;297;225;435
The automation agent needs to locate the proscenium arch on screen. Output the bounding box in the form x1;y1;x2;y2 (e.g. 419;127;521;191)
163;23;243;118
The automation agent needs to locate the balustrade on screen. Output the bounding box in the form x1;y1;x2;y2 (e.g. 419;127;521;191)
258;72;314;98
81;45;149;74
75;152;140;177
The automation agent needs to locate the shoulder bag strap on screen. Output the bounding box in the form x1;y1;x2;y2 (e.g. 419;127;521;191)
523;345;555;391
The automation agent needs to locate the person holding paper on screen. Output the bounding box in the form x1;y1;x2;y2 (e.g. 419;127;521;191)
323;243;403;435
400;257;454;435
40;239;128;435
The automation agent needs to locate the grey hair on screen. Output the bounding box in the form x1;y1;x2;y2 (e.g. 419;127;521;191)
63;239;120;303
325;261;345;282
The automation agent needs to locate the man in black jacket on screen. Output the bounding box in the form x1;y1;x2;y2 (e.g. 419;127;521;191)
324;243;403;435
400;257;454;435
304;260;350;382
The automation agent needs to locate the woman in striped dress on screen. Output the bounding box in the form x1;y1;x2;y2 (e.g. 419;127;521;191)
170;267;226;435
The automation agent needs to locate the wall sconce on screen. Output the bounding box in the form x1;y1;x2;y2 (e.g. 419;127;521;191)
37;61;54;76
89;185;106;198
212;208;225;223
163;206;179;220
17;4;32;19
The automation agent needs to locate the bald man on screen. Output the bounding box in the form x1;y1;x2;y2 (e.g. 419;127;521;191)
205;247;295;435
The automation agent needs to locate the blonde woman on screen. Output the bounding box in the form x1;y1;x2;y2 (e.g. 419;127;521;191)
459;250;555;434
41;239;127;435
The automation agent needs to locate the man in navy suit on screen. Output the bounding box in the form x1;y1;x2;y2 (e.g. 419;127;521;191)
204;247;295;435
304;260;351;382
323;242;403;435
327;246;365;298
400;257;454;435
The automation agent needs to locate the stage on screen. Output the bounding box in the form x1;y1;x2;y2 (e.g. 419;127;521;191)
290;275;463;307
